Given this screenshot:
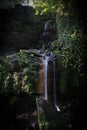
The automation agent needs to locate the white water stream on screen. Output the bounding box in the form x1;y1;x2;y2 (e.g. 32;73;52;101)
43;51;60;111
53;61;56;104
44;56;48;100
23;0;33;6
53;61;60;111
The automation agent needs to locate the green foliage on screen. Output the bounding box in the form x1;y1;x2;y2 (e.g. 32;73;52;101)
0;57;12;94
56;1;85;71
36;98;49;130
13;72;19;91
0;51;39;95
50;0;86;95
35;0;57;19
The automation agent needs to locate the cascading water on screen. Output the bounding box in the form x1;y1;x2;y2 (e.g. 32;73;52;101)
29;0;34;6
43;56;48;100
22;0;33;6
40;50;60;111
53;61;60;111
53;60;56;104
42;20;51;37
37;20;56;49
22;49;60;111
23;0;29;5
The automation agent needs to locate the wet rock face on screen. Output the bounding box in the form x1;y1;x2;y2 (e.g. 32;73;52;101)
23;49;57;102
37;63;44;97
37;20;57;49
38;61;54;100
42;20;56;37
30;49;57;101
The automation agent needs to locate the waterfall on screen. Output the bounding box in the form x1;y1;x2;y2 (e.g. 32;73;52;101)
23;0;29;5
42;20;51;37
23;0;33;6
44;56;48;100
29;0;34;6
53;61;56;104
44;20;51;31
28;48;60;111
53;61;60;111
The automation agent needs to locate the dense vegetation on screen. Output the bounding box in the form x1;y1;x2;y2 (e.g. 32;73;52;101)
0;0;87;99
34;0;87;100
0;51;39;95
0;1;87;130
